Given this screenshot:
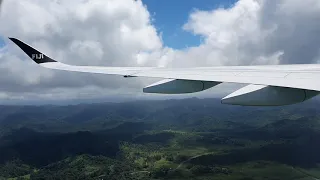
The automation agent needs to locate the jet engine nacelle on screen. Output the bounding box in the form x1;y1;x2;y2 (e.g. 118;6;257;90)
221;84;319;106
143;79;220;94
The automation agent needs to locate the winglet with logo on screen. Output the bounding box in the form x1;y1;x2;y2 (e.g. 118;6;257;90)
9;37;57;64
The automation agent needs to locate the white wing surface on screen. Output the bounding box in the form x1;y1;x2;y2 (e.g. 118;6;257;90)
9;37;320;106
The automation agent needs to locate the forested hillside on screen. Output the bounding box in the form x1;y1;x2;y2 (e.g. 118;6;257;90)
1;98;320;179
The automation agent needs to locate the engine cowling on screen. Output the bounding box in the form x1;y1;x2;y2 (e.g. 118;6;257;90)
221;84;319;106
143;79;220;94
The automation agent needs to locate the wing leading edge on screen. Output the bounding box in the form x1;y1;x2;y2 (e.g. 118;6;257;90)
9;37;320;106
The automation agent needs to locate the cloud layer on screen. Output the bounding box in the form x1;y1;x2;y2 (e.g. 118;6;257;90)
0;0;320;103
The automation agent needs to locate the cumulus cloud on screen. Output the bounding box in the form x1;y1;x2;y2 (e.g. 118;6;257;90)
177;0;320;66
0;0;163;102
0;0;320;103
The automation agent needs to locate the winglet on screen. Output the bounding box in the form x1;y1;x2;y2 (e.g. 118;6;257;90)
9;37;57;64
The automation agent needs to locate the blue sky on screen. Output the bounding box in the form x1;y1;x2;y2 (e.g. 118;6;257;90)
142;0;238;49
0;0;237;49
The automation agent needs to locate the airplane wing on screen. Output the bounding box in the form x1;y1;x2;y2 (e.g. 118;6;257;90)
9;37;320;106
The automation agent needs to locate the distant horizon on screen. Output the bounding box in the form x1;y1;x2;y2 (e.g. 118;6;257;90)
1;95;320;106
0;96;216;106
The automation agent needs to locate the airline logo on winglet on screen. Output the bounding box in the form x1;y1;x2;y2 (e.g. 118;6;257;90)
32;53;44;60
9;37;57;64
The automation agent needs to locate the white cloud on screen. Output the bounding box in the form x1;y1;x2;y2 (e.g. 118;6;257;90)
177;0;320;66
0;0;162;101
0;0;320;103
